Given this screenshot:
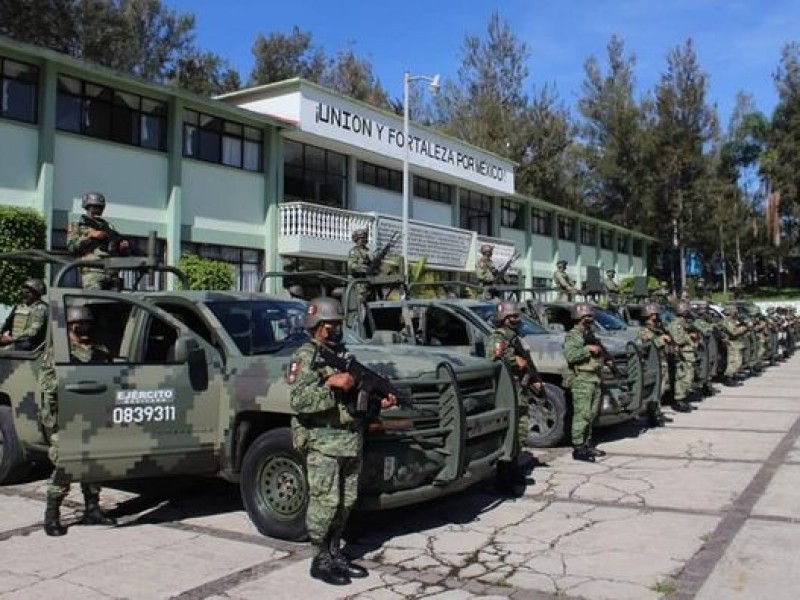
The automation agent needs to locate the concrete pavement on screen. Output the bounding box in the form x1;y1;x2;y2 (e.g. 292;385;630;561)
1;355;800;599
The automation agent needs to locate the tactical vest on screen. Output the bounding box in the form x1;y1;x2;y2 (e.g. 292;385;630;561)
11;305;32;337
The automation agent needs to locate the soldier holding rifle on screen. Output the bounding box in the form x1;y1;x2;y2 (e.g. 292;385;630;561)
287;297;396;586
554;260;579;301
67;191;131;290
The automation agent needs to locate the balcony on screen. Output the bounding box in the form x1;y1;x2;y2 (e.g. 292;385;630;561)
278;202;518;273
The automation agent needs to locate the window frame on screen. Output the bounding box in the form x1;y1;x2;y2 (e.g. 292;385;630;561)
500;199;524;230
283;140;347;208
183;108;262;172
0;57;39;124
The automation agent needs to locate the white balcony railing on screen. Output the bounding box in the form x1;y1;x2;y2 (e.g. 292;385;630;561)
279;202;375;259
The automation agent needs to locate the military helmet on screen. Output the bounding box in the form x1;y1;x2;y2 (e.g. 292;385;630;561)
643;303;661;318
304;297;344;329
287;284;304;298
572;302;595;320
496;301;521;322
676;301;692;315
480;244;493;254
81;191;106;209
66;305;93;323
351;228;368;242
22;278;46;297
606;269;616;276
557;259;567;267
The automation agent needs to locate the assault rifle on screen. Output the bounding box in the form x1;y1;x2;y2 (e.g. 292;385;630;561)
367;231;400;276
80;215;136;257
582;328;625;379
315;342;412;418
492;251;521;284
508;335;544;394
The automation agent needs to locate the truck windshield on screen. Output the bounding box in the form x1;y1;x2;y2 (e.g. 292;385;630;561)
208;300;309;355
594;308;628;331
468;304;550;335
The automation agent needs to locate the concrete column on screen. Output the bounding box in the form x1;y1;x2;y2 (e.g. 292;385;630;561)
522;200;532;287
36;60;57;248
164;98;183;289
262;127;282;293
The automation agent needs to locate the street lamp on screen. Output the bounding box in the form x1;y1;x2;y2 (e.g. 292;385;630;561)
402;71;440;282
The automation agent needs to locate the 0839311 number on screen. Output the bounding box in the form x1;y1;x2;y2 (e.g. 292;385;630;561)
112;405;177;424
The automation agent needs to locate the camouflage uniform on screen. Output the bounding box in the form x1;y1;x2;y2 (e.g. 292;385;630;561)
563;322;601;448
667;314;695;402
475;256;496;286
0;298;47;351
288;341;362;550
604;272;620;303
39;340;112;502
553;266;577;301
639;321;670;417
347;244;372;279
722;313;747;378
486;326;532;447
67;214;121;290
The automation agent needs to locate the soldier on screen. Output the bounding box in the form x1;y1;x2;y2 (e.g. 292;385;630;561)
692;304;718;396
486;301;544;450
604;269;620;303
475;244;498;289
346;229;372;279
288;297;395;586
666;301;696;412
0;278;48;351
563;303;605;462
656;280;677;306
39;305;116;536
639;303;673;426
67;191;130;290
553;260;579;301
721;306;748;386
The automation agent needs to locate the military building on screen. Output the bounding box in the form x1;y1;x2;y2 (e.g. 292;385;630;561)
0;35;653;293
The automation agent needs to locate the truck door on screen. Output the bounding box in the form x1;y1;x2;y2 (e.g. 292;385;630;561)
53;292;221;483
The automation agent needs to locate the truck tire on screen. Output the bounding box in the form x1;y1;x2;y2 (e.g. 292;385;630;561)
240;428;308;541
0;405;29;484
525;383;567;448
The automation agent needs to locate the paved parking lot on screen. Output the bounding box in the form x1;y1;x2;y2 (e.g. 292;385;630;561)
2;356;800;599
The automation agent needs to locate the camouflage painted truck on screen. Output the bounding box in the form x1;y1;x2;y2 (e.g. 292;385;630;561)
0;255;518;541
337;279;659;447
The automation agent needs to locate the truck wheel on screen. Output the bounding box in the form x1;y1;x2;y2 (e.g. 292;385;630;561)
0;405;29;484
525;384;567;448
240;428;308;541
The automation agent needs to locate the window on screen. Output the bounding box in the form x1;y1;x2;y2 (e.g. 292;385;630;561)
183;109;262;171
600;229;613;250
1;57;38;123
56;75;167;150
501;199;524;229
617;234;629;253
357;161;402;192
414;176;452;204
181;242;263;291
632;238;643;257
283;140;347;208
558;216;575;241
532;209;552;236
459;189;493;235
580;223;596;246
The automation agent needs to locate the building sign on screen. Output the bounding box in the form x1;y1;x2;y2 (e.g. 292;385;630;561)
376;217;473;270
301;86;515;195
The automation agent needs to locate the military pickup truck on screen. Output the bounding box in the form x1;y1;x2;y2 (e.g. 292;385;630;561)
337;278;660;448
0;255;518;541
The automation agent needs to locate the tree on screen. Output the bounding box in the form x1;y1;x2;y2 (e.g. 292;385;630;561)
322;47;391;109
435;12;577;204
0;0;237;95
248;27;327;85
647;39;718;285
577;36;648;227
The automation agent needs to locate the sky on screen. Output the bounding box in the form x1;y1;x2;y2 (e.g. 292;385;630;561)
167;0;798;127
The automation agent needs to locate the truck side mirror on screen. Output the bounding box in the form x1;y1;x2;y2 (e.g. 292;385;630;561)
173;335;208;391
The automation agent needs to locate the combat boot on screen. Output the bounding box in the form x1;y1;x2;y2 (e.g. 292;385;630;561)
329;535;368;579
44;495;67;537
587;443;606;457
310;548;350;585
673;399;692;413
81;494;116;526
722;376;741;387
572;445;595;462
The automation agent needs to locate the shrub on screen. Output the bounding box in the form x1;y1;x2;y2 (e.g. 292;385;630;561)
177;253;235;291
0;207;47;305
